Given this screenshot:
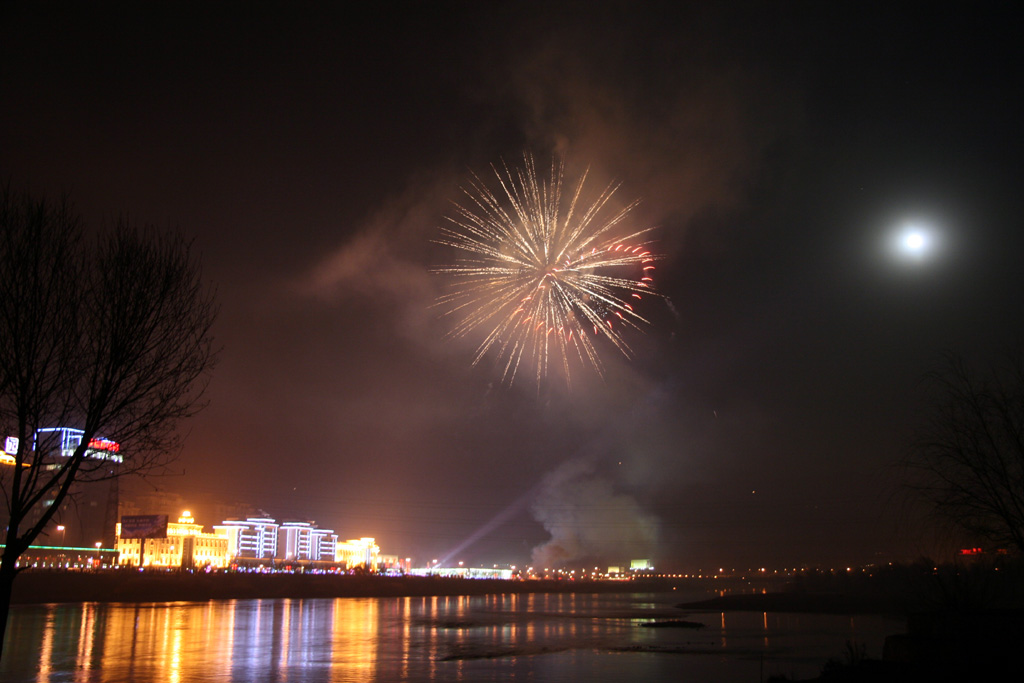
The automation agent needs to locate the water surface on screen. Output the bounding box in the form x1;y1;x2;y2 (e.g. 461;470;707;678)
2;593;902;682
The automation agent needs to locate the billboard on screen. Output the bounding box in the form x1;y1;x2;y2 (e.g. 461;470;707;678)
120;514;169;539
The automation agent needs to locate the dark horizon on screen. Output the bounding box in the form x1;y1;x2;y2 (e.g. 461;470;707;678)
3;3;1023;573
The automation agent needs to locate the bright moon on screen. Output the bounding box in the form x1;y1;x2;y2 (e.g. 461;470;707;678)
890;222;939;263
902;230;927;254
905;232;929;250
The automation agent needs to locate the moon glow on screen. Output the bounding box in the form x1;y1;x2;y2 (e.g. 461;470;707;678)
890;222;939;264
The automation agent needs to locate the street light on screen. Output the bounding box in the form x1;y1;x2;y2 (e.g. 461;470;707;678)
94;542;102;568
55;525;67;569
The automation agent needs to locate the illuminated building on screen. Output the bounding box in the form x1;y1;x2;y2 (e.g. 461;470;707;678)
216;518;384;569
116;511;229;568
1;436;22;466
114;509;397;572
278;521;338;562
34;427;124;464
36;428;123;548
1;428;123;548
3;543;118;569
335;537;380;570
214;517;279;561
409;565;512;579
376;555;411;574
311;527;337;561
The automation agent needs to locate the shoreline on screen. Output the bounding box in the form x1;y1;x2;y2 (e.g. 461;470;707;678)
11;570;701;605
12;570;906;616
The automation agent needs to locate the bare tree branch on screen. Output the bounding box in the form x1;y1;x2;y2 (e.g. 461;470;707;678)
0;187;217;662
906;351;1024;554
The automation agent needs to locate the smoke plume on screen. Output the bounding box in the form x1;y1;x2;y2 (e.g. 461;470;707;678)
530;458;659;569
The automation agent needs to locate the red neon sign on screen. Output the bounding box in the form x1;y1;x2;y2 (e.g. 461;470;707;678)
88;438;120;453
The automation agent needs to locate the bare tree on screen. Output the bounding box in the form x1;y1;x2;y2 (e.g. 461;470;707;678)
906;351;1024;555
0;187;217;660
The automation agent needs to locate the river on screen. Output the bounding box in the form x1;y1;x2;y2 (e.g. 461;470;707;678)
1;592;903;682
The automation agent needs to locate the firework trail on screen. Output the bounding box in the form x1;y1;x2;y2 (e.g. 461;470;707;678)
435;155;659;385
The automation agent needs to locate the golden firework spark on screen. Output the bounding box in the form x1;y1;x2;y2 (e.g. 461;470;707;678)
435;155;659;385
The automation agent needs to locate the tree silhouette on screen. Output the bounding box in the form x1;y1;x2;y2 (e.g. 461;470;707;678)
907;352;1024;555
0;187;217;660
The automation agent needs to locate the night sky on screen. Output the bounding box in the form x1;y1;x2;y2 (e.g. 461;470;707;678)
3;3;1022;571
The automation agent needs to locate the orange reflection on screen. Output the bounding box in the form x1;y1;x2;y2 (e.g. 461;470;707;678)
36;610;54;683
280;598;291;674
329;598;380;680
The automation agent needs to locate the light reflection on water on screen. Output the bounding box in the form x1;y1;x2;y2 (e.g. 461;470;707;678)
2;593;903;682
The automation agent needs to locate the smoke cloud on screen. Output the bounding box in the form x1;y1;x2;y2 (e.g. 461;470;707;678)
530;458;659;569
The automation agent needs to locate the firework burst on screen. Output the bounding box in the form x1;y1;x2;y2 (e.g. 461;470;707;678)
435;155;659;386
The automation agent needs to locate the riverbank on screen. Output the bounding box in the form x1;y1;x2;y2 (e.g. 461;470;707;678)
17;562;1024;615
11;570;698;604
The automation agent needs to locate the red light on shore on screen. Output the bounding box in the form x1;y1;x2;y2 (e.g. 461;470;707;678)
958;547;984;555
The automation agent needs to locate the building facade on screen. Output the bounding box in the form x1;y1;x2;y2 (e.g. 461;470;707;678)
214;517;279;561
2;427;123;549
335;537;380;570
278;521;338;563
110;510;395;572
116;511;229;568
